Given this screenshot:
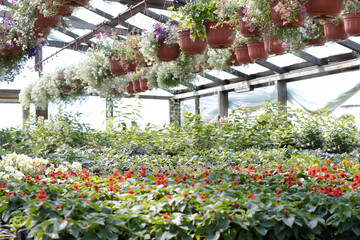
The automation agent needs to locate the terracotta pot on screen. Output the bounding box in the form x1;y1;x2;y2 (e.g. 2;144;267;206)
191;62;204;73
45;0;73;16
140;78;149;91
63;0;89;7
229;49;241;66
0;46;21;57
155;40;179;61
132;80;142;93
57;5;73;16
238;20;260;37
307;36;326;46
126;60;137;72
234;45;253;64
35;10;61;28
323;20;349;42
247;41;269;61
270;1;306;29
204;20;235;49
178;29;207;55
343;12;360;36
108;57;127;75
264;37;286;55
33;26;51;39
306;0;343;19
126;82;135;94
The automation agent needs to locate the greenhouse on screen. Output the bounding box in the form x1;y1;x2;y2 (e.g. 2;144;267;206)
1;0;360;239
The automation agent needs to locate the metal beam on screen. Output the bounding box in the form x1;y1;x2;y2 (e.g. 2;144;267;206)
119;0;183;9
174;58;360;100
218;91;228;118
256;60;288;74
337;39;360;53
225;67;252;81
295;51;328;66
203;73;229;85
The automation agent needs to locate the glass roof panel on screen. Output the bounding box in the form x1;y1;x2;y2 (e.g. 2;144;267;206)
71;8;108;25
266;53;306;67
126;13;159;31
49;30;74;42
349;36;360;44
303;41;352;58
90;0;128;16
206;70;237;80
232;64;269;75
193;75;214;86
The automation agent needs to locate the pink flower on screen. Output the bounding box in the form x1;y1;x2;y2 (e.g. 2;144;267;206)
95;33;101;38
245;22;250;27
300;6;306;12
281;42;287;48
291;1;296;5
249;26;255;32
242;8;247;14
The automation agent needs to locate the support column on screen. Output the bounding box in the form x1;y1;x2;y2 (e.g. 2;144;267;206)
36;108;48;119
275;80;287;109
169;98;180;125
218;91;228;119
106;97;114;128
22;107;30;122
195;96;200;115
34;47;48;119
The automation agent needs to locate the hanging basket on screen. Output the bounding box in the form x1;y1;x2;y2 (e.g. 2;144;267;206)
247;41;269;61
0;45;21;57
306;0;343;19
155;39;179;61
126;60;137;72
204;20;235;49
323;20;349;42
63;0;89;7
108;57;127;75
140;78;149;91
57;5;73;16
264;37;286;55
126;82;135;94
238;20;260;38
132;80;142;93
270;1;306;29
234;45;253;64
178;29;207;55
307;36;326;46
35;10;61;28
343;12;360;37
33;26;51;39
229;49;241;66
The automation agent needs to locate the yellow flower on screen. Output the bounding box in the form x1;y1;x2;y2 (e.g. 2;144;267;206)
352;164;359;170
342;160;351;168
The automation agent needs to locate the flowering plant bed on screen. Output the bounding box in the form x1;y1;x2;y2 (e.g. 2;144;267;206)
1;152;360;239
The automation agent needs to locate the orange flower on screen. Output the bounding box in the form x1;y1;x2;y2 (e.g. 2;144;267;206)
199;194;206;199
162;212;169;219
127;188;135;194
184;192;188;197
248;192;255;199
73;183;79;192
93;184;99;191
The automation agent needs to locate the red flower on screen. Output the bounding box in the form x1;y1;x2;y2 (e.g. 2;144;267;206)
93;184;99;191
276;188;283;195
203;170;209;176
184;192;188;197
54;205;61;210
146;189;151;193
127;188;135;194
61;218;69;222
228;216;232;220
73;183;79;192
199;194;206;199
234;203;240;208
284;210;289;216
248;193;255;199
162;212;169;219
35;189;48;202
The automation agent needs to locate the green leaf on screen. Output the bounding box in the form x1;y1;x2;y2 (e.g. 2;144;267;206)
255;226;267;236
69;226;79;238
283;215;295;228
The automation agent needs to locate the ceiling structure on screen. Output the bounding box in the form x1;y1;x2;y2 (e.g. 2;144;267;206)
1;0;360;103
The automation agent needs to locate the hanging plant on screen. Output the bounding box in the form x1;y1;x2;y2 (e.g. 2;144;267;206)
139;23;180;62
